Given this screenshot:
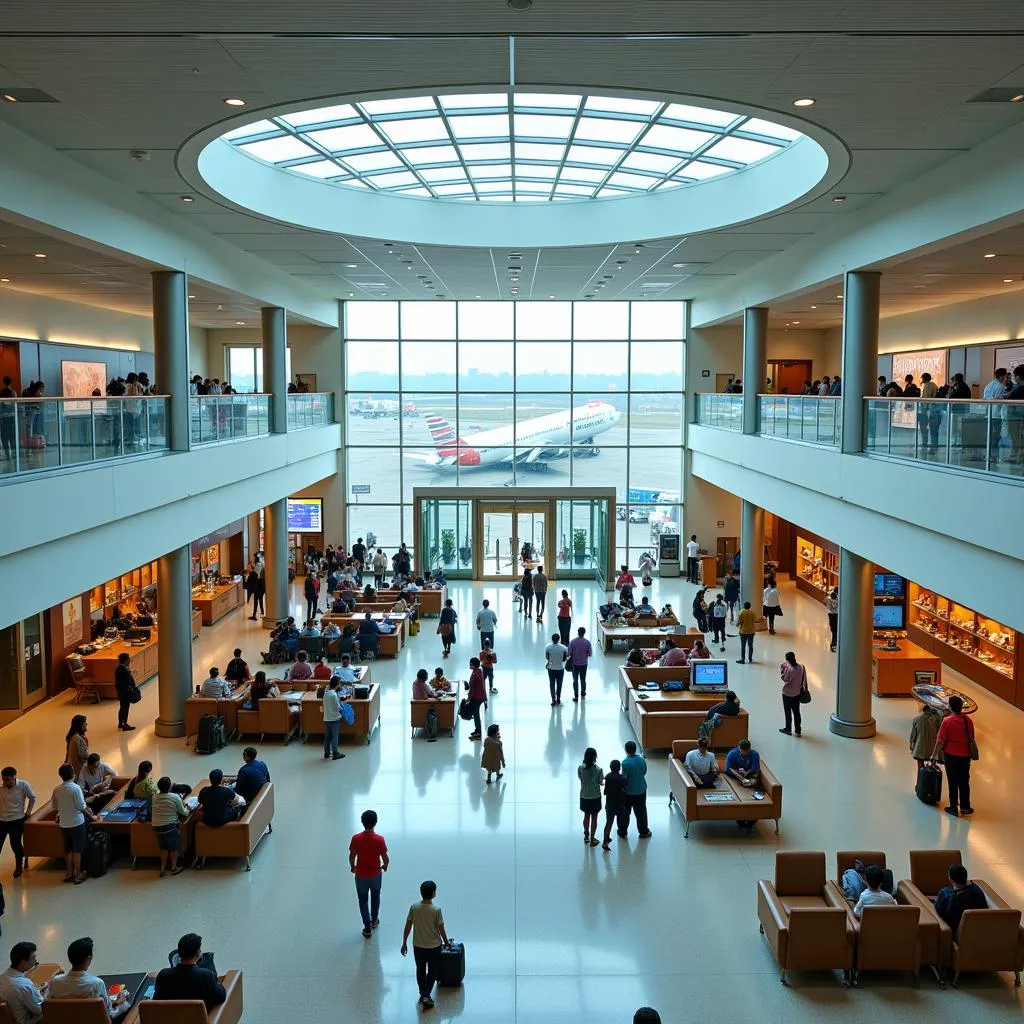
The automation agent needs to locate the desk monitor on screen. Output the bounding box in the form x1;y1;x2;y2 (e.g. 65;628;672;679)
691;660;728;688
872;604;905;629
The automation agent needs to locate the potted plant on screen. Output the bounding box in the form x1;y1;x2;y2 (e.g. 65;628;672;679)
458;543;472;564
572;528;588;566
441;529;456;565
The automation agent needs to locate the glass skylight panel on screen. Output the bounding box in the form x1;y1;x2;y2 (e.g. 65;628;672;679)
433;183;474;196
342;179;368;189
440;93;507;109
514;142;565;161
566;144;627;167
380;118;448;144
702;136;781;163
448;114;509;138
459;142;511;161
740;118;802;142
558;166;608;183
476;181;510;193
515;164;559;179
662;103;738;128
607;171;659;189
364;170;420;188
514;93;581;109
398;186;433;197
585;96;661;116
402;145;459;166
514;114;575;138
515;193;550;202
305;123;382;152
641;123;715;153
574;117;643;145
288;160;346;179
361;96;435;115
418;166;466;182
469;163;512;180
596;187;628;197
238;136;316;162
676;160;731;180
343;151;404;172
223;120;278;141
280;105;358;127
552;183;595;196
621;151;682;173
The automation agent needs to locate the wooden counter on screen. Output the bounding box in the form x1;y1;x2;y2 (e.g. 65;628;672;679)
300;682;381;744
596;620;702;653
700;555;718;587
80;635;159;699
321;612;407;657
192;581;243;625
872;640;942;697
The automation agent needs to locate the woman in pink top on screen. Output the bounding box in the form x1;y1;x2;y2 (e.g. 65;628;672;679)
779;651;807;736
688;639;710;660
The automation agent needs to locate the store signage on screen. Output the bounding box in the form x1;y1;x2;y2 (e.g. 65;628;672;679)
192;518;244;553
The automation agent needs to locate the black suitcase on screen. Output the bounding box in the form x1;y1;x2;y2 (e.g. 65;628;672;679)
196;714;227;755
916;763;942;805
437;941;465;987
83;828;113;878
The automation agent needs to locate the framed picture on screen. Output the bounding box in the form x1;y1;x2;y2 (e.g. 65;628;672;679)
62;597;83;648
61;360;107;413
295;372;318;392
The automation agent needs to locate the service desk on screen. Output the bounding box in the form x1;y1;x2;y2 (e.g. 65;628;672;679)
192;581;243;624
80;636;159;699
596;621;702;653
872;640;942;696
321;612;407;657
617;664;691;708
300;681;381;744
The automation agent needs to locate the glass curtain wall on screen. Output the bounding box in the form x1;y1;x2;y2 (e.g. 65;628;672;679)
344;300;685;569
224;346;292;392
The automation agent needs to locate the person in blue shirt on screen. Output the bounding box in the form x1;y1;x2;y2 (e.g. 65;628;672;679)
234;747;270;803
724;739;760;830
619;741;652;839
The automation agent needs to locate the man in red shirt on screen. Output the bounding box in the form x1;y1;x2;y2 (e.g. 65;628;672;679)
931;694;976;817
349;809;390;937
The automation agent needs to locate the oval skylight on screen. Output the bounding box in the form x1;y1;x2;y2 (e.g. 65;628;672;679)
220;91;802;204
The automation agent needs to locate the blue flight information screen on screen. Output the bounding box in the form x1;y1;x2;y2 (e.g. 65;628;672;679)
287;498;322;533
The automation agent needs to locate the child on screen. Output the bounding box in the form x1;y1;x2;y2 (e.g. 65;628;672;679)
480;640;498;695
481;723;505;784
431;667;451;693
601;759;627;850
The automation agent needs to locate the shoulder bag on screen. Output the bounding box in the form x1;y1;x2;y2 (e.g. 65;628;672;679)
964;715;979;760
798;667;812;704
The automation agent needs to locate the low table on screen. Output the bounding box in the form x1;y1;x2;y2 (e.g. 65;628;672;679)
99;970;151;1016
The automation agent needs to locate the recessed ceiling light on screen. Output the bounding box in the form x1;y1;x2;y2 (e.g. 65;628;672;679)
187;294;196;299
1004;278;1014;283
836;294;843;299
347;292;354;297
474;294;481;299
792;321;800;324
793;98;816;107
510;276;519;282
0;277;9;283
344;263;358;268
33;252;46;259
672;262;686;268
831;195;846;203
810;305;817;309
235;320;245;325
1;94;16;104
223;97;245;107
1012;94;1024;103
548;294;555;299
983;253;997;258
217;304;223;310
180;195;194;203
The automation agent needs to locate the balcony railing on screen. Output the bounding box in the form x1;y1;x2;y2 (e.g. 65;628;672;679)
287;392;335;429
694;392;742;430
0;396;169;477
759;394;840;446
189;394;271;445
864;398;1023;480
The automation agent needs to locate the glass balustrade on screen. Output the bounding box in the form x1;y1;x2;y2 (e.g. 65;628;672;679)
189;394;272;445
758;394;840;446
694;392;742;430
286;392;335;429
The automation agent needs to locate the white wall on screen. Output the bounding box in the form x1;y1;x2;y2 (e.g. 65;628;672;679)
0;289;155;351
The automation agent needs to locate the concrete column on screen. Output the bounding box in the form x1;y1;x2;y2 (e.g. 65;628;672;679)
155;544;193;737
840;271;880;455
739;499;765;614
742;306;768;435
263;497;289;627
152;271;190;452
246;511;262;563
261;306;288;435
829;548;877;738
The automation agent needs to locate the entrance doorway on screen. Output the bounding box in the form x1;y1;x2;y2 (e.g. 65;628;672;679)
0;614;47;724
768;359;813;396
477;502;547;580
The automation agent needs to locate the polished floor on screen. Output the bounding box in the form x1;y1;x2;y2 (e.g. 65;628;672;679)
2;576;1023;1022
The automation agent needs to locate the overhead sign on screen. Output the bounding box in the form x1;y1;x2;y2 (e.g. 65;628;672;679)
351;484;371;495
287;498;323;533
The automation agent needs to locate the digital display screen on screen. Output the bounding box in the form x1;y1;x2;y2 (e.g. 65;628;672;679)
692;661;727;686
287;498;323;533
874;573;905;597
873;604;905;629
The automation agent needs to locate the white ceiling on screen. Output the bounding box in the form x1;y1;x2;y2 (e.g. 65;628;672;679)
0;1;1021;320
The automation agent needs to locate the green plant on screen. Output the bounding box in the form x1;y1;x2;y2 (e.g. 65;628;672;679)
441;529;456;563
572;528;587;553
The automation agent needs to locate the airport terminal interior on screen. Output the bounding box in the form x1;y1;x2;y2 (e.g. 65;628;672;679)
2;3;1024;1022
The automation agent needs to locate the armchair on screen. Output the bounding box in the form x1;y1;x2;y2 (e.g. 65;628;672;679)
950;882;1024;987
137;970;243;1024
896;849;962;974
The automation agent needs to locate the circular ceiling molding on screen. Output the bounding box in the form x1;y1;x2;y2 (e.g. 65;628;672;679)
180;86;848;248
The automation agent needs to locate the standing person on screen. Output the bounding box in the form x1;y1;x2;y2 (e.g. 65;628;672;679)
909;704;943;779
691;588;708;634
544;633;568;707
685;534;700;584
438;599;457;658
372;548;387;586
533;566;548;623
65;715;89;778
244;565;258;619
520;567;534;620
983;367;1009;457
779;651;807;736
825;587;839;652
0;376;16;461
723;570;740;622
475;598;497;649
736;602;756;664
932;694;976;817
919;372;938;448
556;590;572;645
465;657;486;740
304;572;318;623
349;809;389;938
0;766;35;877
53;763;96;884
351;537;367;581
401;880;451;1011
151;776;188;877
620;741;652;839
762;578;782;634
481;723;505;784
903;374;920;397
710;594;728;651
113;652;137;732
567;627;593;703
601;758;627;850
480;640;498;696
322;677;345;761
577;747;603;846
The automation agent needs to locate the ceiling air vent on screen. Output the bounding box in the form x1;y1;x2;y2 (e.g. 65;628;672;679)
0;88;59;103
968;87;1024;103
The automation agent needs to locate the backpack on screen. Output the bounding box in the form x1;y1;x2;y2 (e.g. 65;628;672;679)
425;706;439;740
458;698;475;721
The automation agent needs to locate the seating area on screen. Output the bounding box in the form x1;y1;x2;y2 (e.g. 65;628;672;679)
410;696;458;738
195;782;274;871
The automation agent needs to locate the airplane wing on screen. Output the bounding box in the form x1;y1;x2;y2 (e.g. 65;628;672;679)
516;444;568;463
402;451;455;467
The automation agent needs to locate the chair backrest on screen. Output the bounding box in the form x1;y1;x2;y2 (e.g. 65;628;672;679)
955;908;1023;970
297;637;322;656
258;698;293;732
909;849;962;896
43;997;112;1024
786;907;851;967
138;1000;210;1024
65;655;86;681
857;906;920;969
836;850;887;882
1;1000;18;1024
775;851;826;896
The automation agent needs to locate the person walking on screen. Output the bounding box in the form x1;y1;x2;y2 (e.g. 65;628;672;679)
710;594;728;651
723;571;740;622
736;601;756;664
909;703;943;779
438;599;457;658
481;723;505;784
304;572;319;623
252;567;266;621
0;766;35;877
762;578;782;634
349;809;389;938
480;640;498;695
567;626;593;702
692;588;708;634
685;534;700;584
578;747;603;846
113;652;138;732
779;651;807;736
520;567;534;620
322;676;345;761
65;715;90;778
556;590;572;645
465;657;487;740
533;566;548;623
932;694;976;817
619;741;651;838
475;598;497;649
544;633;568;707
401;880;451;1011
825;587;839;652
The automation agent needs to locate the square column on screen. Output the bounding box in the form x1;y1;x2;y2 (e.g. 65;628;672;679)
739;499;765;616
262;497;290;627
261;306;288;435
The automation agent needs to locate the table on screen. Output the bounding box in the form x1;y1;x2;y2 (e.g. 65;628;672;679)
872;640;942;696
300;682;381;744
596;620;702;653
910;681;978;715
321;612;407;657
99;970;150;1015
80;635;159;699
192;580;243;624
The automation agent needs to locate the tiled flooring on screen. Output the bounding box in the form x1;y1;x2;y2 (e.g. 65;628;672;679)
2;576;1023;1022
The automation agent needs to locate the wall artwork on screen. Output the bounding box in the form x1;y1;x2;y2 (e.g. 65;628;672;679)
891;349;948;428
61;360;107;412
62;596;83;648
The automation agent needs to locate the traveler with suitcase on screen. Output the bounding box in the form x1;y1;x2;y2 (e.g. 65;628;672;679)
53;763;98;884
401;880;454;1009
150;775;189;876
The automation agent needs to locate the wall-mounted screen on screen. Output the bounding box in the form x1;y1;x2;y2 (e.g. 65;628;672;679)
287;498;323;533
873;573;905;597
873;604;905;629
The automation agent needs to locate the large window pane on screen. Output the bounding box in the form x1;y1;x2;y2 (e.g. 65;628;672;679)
346;301;399;339
571;445;626;499
573;341;628;392
573;301;629;339
630;300;685;339
347;448;401;503
401;301;457;340
400;394;458;447
516;341;570;390
228;348;257;393
458;341;514;391
346;393;402;444
629;447;683;500
516;301;571;340
348;505;401;552
630;341;684;391
573;393;628;445
347;340;399;390
401;341;456;390
458;302;514;339
629;393;684;445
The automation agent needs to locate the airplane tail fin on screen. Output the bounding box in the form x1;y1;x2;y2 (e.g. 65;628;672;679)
425;414;463;453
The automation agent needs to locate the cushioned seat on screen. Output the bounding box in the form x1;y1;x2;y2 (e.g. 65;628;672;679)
195;783;274;871
897;849;963;973
256;698;299;743
137;970;242;1024
950;883;1024;987
42;996;137;1024
410;699;457;738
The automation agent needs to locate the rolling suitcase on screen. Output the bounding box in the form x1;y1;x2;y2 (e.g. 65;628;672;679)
915;762;942;805
196;714;227;755
436;941;465;987
83;828;113;878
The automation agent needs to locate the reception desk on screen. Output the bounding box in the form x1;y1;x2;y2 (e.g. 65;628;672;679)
872;640;942;696
80;635;159;699
596;621;702;653
192;581;243;625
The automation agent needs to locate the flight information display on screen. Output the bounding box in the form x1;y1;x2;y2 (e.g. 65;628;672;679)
287;498;322;533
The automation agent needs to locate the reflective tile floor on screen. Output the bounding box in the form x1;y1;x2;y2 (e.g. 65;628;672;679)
2;577;1023;1022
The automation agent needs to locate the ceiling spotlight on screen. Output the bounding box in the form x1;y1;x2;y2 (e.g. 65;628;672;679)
792;321;800;325
793;97;816;107
217;304;223;310
235;320;245;325
347;292;354;297
223;97;245;107
474;294;481;299
1;94;16;103
983;253;997;258
187;294;196;299
672;262;686;268
0;277;9;283
344;263;358;268
510;276;519;282
1012;94;1024;103
835;294;843;299
810;305;817;309
831;195;846;203
507;0;533;9
180;195;194;203
1004;278;1015;283
33;252;46;259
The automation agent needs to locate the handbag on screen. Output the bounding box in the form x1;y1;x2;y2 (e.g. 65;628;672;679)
128;683;143;704
437;622;453;636
964;716;979;761
798;667;812;704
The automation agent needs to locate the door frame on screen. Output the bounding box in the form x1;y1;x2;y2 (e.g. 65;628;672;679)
475;500;551;581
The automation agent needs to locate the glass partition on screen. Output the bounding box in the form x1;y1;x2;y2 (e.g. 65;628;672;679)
694;392;742;430
286;392;334;429
758;395;840;446
189;394;271;445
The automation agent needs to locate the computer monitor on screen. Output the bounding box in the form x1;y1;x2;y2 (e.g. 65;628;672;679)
873;573;905;597
872;604;905;629
691;660;728;688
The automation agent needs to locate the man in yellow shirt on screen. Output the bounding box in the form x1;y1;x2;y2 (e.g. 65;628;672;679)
736;601;756;664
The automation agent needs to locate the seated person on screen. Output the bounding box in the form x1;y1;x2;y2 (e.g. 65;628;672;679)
312;655;333;681
392;596;408;613
339;625;361;657
724;739;760;787
0;941;46;1022
154;933;226;1010
245;670;280;710
234;747;270;803
659;644;689;668
635;595;656;617
126;759;159;800
200;666;230;698
661;603;676;618
223;648;251;686
362;583;376;601
77;752;116;808
705;690;741;719
49;936;129;1015
933;863;988;931
358;612;380;638
626;644;647;667
688;639;711;660
841;859;868;901
287;650;314;681
412;668;438;700
198;769;245;827
682;737;719;786
433;569;447;587
300;619;321;638
431;667;452;693
331;594;349;613
853;864;897;918
322;620;341;639
336;654;357;683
